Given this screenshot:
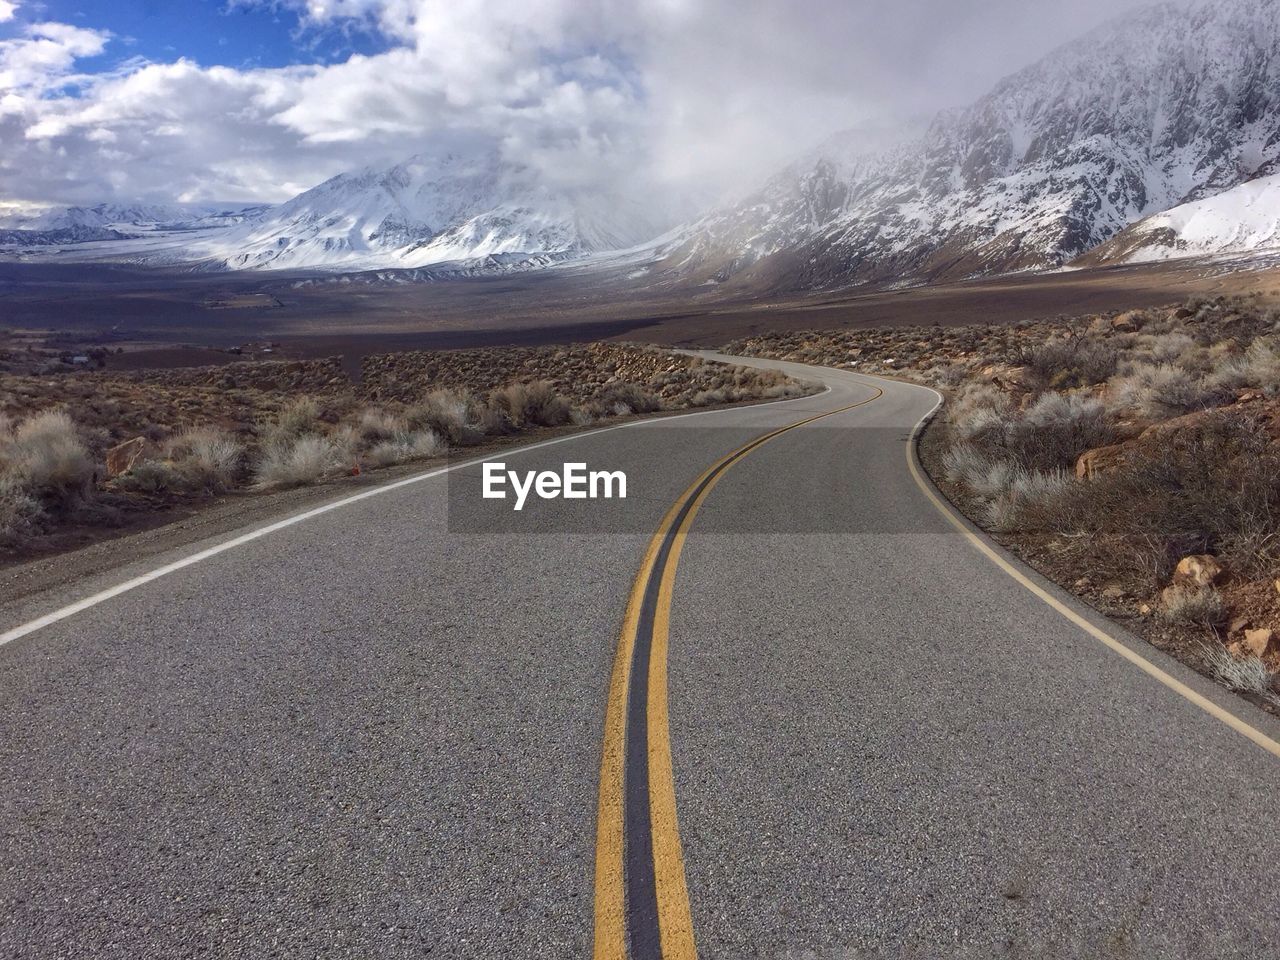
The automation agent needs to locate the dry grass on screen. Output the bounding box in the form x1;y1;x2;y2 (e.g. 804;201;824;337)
946;387;1115;475
366;429;444;467
164;426;243;493
1201;643;1279;704
253;435;348;490
0;410;95;541
2;411;95;506
1013;334;1118;389
0;473;43;542
600;382;663;415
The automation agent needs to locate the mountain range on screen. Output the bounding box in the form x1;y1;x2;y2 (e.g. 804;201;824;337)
169;152;682;273
648;0;1280;292
0;202;269;246
3;0;1279;290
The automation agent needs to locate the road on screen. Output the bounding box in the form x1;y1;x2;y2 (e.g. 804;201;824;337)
3;355;1280;959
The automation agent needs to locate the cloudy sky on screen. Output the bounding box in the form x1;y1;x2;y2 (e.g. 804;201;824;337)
0;0;1157;207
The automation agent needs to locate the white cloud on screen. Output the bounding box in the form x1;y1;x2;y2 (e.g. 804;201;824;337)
0;0;1158;207
0;21;109;93
0;2;16;24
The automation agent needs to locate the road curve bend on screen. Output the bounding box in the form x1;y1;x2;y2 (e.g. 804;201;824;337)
2;355;1280;959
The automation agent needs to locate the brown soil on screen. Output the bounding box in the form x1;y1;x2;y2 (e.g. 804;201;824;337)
3;254;1280;374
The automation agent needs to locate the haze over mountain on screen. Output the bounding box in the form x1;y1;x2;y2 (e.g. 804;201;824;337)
171;151;686;272
648;0;1280;292
0;151;690;273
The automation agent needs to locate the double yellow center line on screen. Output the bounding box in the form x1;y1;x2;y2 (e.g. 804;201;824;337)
592;387;884;959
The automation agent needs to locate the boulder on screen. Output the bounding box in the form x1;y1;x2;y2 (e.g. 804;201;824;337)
1243;628;1274;658
1074;443;1129;480
1172;554;1225;590
105;437;147;478
1111;310;1145;332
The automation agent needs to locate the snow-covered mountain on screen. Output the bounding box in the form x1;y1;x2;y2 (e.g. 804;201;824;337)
6;0;1279;286
1080;172;1280;264
0;201;267;233
172;151;680;272
650;0;1280;292
0;153;689;272
0;201;269;248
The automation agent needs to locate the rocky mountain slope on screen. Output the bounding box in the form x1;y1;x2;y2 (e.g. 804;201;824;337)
650;0;1280;292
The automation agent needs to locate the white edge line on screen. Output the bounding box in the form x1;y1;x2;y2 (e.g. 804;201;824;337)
0;385;833;648
884;374;1280;760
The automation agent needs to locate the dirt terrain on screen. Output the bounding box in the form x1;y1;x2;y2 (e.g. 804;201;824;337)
4;255;1279;373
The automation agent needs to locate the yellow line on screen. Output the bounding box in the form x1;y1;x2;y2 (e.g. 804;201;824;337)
646;481;717;959
592;386;882;958
593;495;687;960
903;391;1280;761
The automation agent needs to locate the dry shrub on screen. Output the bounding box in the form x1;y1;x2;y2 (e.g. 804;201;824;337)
1203;339;1280;400
1012;334;1118;388
164;426;243;493
600;382;662;415
356;408;404;444
1;410;94;508
366;429;444;467
472;403;512;436
942;444;1012;497
266;397;321;442
490;381;573;428
980;468;1074;531
1015;412;1280;584
1144;332;1196;365
952;389;1115;474
0;473;43;542
1108;363;1212;419
253;435;346;489
406;388;478;444
113;460;182;496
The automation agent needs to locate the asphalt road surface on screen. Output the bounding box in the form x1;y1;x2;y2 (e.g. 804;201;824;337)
4;355;1280;959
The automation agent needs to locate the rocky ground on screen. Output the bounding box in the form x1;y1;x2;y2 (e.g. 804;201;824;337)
0;343;815;565
730;295;1280;712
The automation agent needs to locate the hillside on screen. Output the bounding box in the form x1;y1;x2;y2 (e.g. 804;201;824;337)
1080;172;1280;265
650;0;1280;292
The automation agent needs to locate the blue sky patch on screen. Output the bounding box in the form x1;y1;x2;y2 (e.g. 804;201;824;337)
5;0;392;70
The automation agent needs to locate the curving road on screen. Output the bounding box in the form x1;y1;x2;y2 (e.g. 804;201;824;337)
3;356;1280;959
